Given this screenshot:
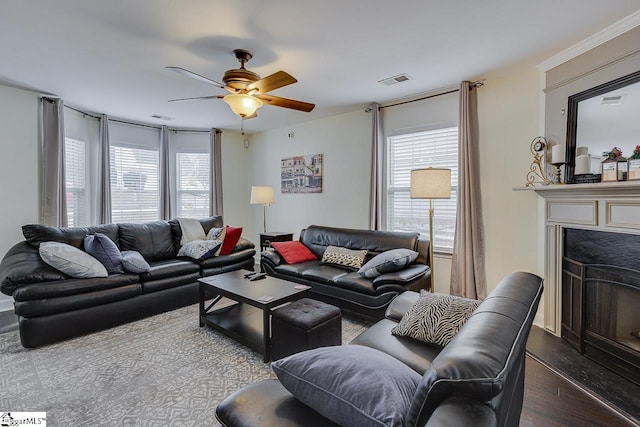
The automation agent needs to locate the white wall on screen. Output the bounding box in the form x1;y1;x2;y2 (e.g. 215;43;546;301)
221;131;250;237
477;68;542;293
0;84;40;306
244;110;371;244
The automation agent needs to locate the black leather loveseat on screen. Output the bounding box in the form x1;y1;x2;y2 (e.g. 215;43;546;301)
261;225;431;319
0;216;255;348
216;272;544;427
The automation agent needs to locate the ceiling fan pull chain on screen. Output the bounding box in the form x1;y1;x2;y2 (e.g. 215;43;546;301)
240;118;245;135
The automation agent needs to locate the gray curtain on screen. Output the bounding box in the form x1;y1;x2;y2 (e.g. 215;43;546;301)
210;128;223;217
451;81;486;299
41;97;67;227
97;114;112;224
368;103;383;230
160;125;172;220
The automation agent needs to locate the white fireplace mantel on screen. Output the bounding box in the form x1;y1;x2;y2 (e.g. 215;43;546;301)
514;181;640;335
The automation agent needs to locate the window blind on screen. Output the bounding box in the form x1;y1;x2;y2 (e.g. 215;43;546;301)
386;127;458;252
110;145;160;223
176;152;210;218
64;138;87;227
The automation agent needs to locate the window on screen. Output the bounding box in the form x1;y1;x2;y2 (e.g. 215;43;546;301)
110;145;159;223
64;138;87;227
386;127;458;252
176;152;210;218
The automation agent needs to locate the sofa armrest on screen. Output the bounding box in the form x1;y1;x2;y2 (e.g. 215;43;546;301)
423;395;497;427
416;235;430;266
373;264;429;286
0;242;67;296
385;290;420;321
261;248;282;268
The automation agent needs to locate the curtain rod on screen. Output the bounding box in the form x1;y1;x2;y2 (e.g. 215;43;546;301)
375;80;485;110
63;104;212;133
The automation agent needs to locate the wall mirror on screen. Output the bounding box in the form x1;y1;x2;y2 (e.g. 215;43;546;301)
565;70;640;183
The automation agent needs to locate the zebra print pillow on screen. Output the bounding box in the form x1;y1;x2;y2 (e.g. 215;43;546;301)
320;246;368;270
391;290;481;346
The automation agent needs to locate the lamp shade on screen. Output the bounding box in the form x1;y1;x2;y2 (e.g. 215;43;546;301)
410;168;451;199
250;186;274;205
224;94;263;118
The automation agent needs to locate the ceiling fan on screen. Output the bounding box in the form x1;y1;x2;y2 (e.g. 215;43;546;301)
167;49;315;119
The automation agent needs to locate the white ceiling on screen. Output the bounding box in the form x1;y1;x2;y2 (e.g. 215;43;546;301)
1;1;639;133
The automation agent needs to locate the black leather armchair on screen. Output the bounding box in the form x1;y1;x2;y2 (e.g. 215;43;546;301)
216;272;543;427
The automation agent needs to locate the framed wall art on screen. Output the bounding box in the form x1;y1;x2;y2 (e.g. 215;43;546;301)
281;153;323;193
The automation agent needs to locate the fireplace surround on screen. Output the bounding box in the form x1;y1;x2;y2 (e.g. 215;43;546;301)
517;180;640;383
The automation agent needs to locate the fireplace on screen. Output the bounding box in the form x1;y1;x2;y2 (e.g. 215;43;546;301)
562;228;640;385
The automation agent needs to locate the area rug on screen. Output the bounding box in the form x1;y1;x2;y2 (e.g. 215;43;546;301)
0;302;372;426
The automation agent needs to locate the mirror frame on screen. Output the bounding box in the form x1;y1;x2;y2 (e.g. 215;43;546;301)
564;69;640;183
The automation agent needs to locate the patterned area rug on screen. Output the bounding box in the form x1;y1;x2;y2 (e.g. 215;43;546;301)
0;301;372;426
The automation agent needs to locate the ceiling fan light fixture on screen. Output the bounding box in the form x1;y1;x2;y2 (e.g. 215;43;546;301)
223;94;263;118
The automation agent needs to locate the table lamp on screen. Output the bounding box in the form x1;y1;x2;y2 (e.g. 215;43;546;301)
250;186;274;233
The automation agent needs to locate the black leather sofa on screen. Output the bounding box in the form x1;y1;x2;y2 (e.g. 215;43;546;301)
216;272;543;427
261;225;431;319
0;216;255;348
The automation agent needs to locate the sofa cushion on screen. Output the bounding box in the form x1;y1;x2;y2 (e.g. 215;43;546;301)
300;265;348;283
84;233;125;274
39;242;108;279
392;290;480;346
271;345;420;427
169;215;223;250
372;264;429;287
14;283;141;317
358;249;418;278
140;259;200;282
12;273;140;301
177;240;222;260
141;272;201;294
177;218;206;245
334;272;377;295
320;245;367;270
271;241;317;264
273;260;319;276
119;221;176;262
220;226;243;255
22;223;120;249
121;250;151;273
350;318;441;374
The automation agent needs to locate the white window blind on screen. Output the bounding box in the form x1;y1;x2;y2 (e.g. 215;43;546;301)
176;152;210;218
386;127;458;252
64;138;87;227
110;145;159;223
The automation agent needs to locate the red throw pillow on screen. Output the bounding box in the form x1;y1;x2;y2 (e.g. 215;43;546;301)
219;226;243;255
271;241;317;264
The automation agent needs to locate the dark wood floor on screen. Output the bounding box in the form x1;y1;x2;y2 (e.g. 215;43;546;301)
521;356;634;426
523;326;640;427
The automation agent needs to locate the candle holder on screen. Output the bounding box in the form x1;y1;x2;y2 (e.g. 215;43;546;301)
550;162;565;184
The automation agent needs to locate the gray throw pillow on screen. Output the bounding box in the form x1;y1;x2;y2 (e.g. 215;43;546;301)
177;239;222;260
358;248;419;278
84;232;124;274
39;242;108;278
271;345;420;427
391;290;481;346
121;250;151;273
320;245;368;270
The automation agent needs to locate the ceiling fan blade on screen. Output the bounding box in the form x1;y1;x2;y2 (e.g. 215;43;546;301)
247;71;297;94
168;95;225;102
257;94;315;112
166;66;226;89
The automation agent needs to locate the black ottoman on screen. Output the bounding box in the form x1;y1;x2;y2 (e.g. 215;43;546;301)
271;298;342;360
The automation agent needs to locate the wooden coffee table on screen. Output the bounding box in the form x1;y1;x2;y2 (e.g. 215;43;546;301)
198;270;310;362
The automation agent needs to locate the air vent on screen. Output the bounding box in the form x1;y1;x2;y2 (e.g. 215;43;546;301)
601;94;625;105
150;114;175;121
378;74;412;86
